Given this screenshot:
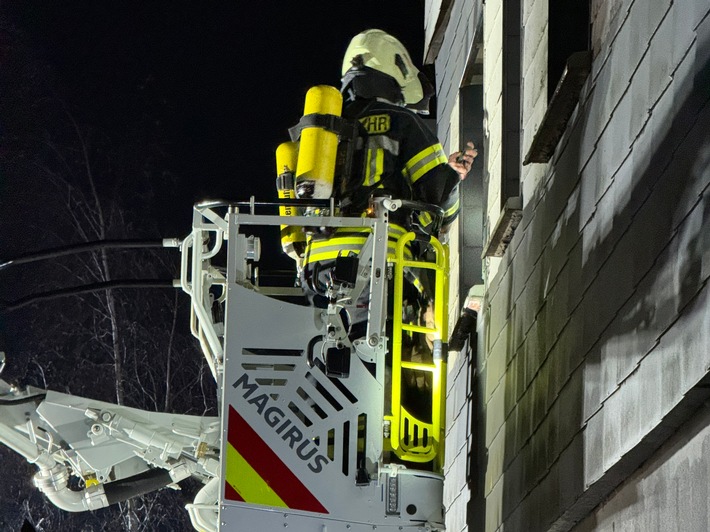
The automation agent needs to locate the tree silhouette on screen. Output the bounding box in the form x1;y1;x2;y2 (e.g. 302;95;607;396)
0;17;216;531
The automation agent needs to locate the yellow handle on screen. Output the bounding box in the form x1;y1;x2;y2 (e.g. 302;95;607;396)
386;232;448;467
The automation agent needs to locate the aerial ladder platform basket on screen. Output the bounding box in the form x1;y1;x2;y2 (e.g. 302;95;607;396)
0;195;450;532
179;197;450;531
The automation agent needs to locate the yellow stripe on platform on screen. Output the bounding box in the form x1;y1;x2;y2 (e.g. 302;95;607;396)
225;442;288;508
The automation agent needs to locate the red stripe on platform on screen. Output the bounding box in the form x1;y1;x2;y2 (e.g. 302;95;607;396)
224;481;244;502
228;405;328;514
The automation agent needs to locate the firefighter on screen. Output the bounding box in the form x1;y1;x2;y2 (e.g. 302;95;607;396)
299;29;477;424
300;28;477;303
336;29;476;235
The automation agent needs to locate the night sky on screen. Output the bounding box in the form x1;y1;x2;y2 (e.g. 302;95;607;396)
2;1;425;237
0;1;429;375
0;4;425;527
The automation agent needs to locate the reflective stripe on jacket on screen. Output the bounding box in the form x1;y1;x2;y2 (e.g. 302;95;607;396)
303;223;413;266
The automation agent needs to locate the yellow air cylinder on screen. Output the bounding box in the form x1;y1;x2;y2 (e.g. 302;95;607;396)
275;141;307;263
295;85;343;200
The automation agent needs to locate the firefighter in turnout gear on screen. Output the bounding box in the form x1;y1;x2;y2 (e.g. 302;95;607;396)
300;29;477;303
295;30;477;442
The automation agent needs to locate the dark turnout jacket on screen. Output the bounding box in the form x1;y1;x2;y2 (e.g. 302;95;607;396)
303;98;460;267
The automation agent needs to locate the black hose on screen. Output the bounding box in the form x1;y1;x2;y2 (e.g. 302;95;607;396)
0;240;168;272
306;336;323;368
104;469;173;505
0;394;46;406
1;280;176;312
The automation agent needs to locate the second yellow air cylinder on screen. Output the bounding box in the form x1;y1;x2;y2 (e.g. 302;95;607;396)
295;85;343;200
275;140;306;263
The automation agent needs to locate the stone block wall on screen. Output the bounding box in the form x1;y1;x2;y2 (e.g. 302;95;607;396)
425;1;483;531
482;0;710;530
426;0;710;530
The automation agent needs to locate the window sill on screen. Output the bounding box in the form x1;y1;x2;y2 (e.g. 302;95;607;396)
483;196;523;258
523;51;592;165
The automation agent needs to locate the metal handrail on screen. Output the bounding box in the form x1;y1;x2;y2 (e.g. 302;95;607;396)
386;231;448;465
178;207;229;382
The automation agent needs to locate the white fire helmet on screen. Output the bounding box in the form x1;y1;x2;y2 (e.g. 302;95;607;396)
341;29;426;108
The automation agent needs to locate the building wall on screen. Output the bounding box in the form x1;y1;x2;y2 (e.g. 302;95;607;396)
424;0;444;56
432;0;481;152
426;0;710;530
573;402;710;532
484;0;710;530
425;2;483;532
482;0;504;282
